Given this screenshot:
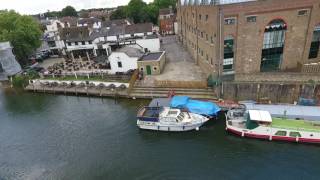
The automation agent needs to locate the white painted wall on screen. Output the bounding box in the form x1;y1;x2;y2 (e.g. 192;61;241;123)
135;38;160;52
174;22;178;35
66;42;94;51
108;52;138;74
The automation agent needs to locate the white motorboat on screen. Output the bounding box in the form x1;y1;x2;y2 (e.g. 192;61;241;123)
137;106;209;132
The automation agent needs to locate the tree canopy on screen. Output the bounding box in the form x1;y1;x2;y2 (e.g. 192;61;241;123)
61;6;78;17
0;10;42;66
110;0;176;24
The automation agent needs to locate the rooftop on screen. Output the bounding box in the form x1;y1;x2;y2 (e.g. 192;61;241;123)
139;52;164;61
125;23;153;34
181;0;256;6
116;47;144;57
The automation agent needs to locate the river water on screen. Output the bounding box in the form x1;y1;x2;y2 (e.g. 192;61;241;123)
0;88;319;180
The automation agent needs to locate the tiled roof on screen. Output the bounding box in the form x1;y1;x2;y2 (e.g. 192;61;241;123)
125;23;153;34
102;19;131;27
59;27;94;42
139;52;164;61
60;16;78;26
78;17;101;25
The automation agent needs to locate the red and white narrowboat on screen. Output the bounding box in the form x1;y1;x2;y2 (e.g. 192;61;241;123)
226;109;320;144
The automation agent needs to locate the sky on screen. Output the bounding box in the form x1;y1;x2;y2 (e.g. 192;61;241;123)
0;0;153;15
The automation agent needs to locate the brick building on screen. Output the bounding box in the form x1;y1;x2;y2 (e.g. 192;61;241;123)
177;0;320;80
159;8;176;35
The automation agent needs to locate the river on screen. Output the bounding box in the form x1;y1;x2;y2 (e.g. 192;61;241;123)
0;88;319;180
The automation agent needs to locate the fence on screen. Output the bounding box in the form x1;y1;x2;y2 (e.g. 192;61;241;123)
154;80;207;88
127;70;139;95
302;63;320;73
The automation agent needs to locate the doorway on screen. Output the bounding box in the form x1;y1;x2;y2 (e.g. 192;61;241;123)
146;65;151;75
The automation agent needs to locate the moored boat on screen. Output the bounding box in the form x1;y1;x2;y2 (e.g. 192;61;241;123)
137;106;209;131
226;109;320;144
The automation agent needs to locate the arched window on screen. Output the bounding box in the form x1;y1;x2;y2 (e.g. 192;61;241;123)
308;25;320;59
261;19;287;72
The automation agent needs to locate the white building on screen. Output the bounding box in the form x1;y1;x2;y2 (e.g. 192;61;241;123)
44;19;65;55
108;47;143;74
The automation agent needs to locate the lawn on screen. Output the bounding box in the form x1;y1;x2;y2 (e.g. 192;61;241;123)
272;118;320;132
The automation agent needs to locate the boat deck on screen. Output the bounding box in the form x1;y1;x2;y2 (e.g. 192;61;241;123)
272;118;320;132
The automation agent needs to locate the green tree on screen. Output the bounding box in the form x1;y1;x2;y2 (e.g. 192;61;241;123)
110;6;127;20
0;10;42;66
127;0;147;23
61;6;78;17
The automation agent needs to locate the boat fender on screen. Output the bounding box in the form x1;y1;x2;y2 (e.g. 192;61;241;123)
157;126;160;130
183;126;185;130
269;135;272;141
196;127;199;131
168;127;170;131
296;137;299;142
241;131;245;137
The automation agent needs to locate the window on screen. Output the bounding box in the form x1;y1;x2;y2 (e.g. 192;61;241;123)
247;16;257;23
308;25;320;59
192;13;194;18
82;41;85;45
261;19;287;72
117;61;122;68
275;131;287;136
223;36;234;71
201;50;204;57
289;132;301;137
67;42;71;46
205;15;209;21
75;42;78;45
211;36;214;44
206;54;209;62
206;34;208;41
199;14;202;20
224;18;236;25
201;32;203;38
153;67;157;71
89;41;92;44
298;9;308;16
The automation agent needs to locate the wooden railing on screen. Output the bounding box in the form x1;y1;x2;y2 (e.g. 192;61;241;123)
154;80;207;89
127;70;139;95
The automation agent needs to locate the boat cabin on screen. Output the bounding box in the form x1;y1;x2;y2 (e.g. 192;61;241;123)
137;106;162;122
245;110;272;129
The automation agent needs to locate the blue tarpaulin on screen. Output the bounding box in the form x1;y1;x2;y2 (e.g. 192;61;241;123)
170;96;220;116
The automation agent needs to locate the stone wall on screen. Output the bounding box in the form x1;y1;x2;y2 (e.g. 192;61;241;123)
222;82;320;104
235;73;320;83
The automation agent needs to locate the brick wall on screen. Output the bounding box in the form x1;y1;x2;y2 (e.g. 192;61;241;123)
235;72;320;83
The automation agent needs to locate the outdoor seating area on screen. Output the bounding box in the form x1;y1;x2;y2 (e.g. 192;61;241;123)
47;56;110;75
32;79;128;91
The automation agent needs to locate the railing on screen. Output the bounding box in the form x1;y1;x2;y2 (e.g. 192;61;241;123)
154;80;207;88
302;63;320;73
128;69;139;95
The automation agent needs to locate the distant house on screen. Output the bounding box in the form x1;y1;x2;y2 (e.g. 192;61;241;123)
77;17;102;29
159;8;176;35
108;47;144;74
124;23;154;38
0;42;21;80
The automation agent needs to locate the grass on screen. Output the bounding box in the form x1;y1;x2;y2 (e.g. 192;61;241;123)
43;76;129;83
272;118;320;132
